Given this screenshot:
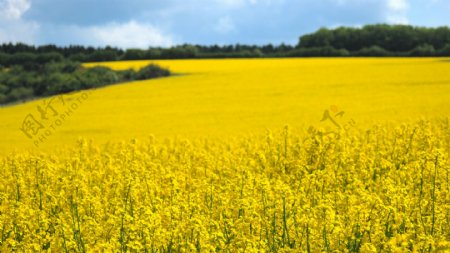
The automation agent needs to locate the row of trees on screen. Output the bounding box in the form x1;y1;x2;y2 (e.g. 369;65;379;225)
1;43;449;65
0;61;170;105
0;43;297;62
299;24;450;52
1;24;449;60
286;44;450;57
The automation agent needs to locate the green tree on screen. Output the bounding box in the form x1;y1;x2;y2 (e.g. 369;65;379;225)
136;64;170;80
7;87;34;102
410;44;435;56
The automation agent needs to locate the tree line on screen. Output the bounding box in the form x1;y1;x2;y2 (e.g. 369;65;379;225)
298;24;450;56
1;24;449;62
0;44;295;63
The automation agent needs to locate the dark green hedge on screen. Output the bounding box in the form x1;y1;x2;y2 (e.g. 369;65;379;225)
0;61;170;105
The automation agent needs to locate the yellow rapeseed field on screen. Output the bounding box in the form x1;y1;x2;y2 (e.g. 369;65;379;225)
0;58;449;251
1;58;450;153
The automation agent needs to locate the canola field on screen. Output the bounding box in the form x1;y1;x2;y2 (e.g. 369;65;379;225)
0;58;449;252
1;58;450;153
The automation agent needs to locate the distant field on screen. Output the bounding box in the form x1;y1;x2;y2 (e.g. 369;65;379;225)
0;58;449;154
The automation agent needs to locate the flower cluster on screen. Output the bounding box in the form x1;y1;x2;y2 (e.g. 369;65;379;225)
0;120;449;252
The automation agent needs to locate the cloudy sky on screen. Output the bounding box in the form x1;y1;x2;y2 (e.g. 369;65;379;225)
0;0;449;48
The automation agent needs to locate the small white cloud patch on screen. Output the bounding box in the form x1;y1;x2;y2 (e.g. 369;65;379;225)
385;0;409;24
214;16;235;34
0;21;39;43
72;21;174;49
387;0;408;11
0;0;39;44
0;0;31;20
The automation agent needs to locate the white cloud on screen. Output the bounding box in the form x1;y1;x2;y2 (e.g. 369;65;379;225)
0;21;39;43
214;16;235;34
387;0;408;12
70;20;174;48
0;0;31;20
385;0;409;24
0;0;39;44
327;0;409;24
386;14;408;24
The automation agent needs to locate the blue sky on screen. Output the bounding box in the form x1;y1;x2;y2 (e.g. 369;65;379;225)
0;0;449;48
